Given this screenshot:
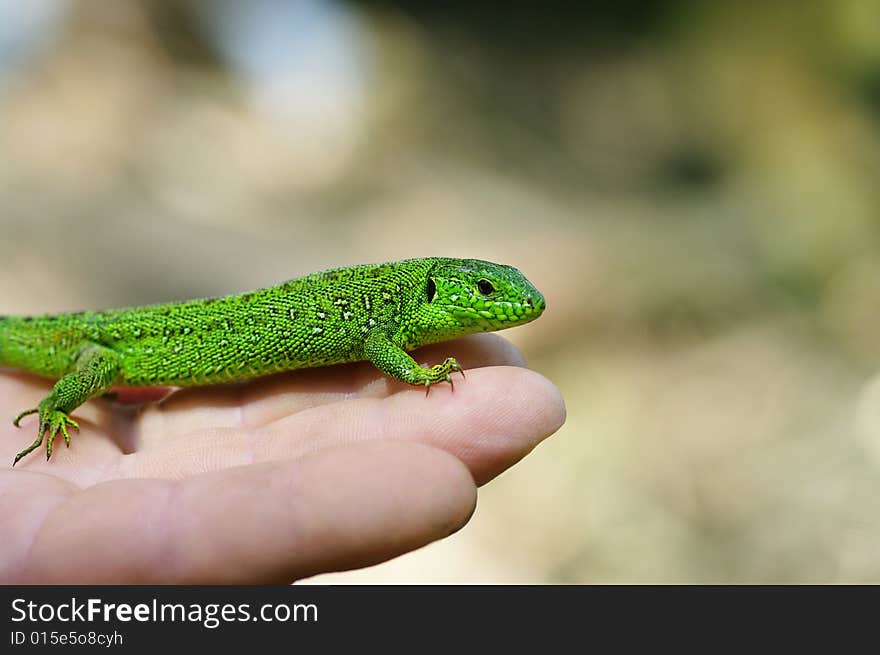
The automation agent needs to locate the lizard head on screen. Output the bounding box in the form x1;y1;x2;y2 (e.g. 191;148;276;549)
411;258;546;345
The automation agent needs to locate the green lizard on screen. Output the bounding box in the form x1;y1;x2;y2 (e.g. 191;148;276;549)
0;257;545;466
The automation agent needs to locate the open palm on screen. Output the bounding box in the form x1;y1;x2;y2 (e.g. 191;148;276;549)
0;334;564;583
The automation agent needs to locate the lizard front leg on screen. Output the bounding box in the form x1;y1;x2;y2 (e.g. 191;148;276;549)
364;331;463;393
12;343;120;465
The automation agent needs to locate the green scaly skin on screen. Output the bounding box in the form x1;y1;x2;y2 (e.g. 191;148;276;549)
0;257;545;466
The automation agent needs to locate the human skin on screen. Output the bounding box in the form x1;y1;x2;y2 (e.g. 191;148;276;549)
0;334;565;583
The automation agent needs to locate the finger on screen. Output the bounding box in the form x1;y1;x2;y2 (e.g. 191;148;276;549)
12;441;476;584
128;366;565;485
0;472;79;581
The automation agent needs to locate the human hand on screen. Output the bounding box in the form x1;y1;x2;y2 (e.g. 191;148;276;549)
0;333;564;583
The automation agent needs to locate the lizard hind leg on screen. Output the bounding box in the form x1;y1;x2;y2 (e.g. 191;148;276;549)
11;343;120;466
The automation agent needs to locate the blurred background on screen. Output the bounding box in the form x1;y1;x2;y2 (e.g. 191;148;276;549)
2;0;880;582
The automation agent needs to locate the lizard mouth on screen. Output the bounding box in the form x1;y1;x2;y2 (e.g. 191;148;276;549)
444;296;544;326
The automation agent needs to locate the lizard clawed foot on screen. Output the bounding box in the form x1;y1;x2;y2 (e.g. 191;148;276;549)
422;357;466;396
12;407;79;466
12;408;38;428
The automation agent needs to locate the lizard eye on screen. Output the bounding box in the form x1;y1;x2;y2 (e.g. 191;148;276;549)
477;279;495;295
426;278;436;302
